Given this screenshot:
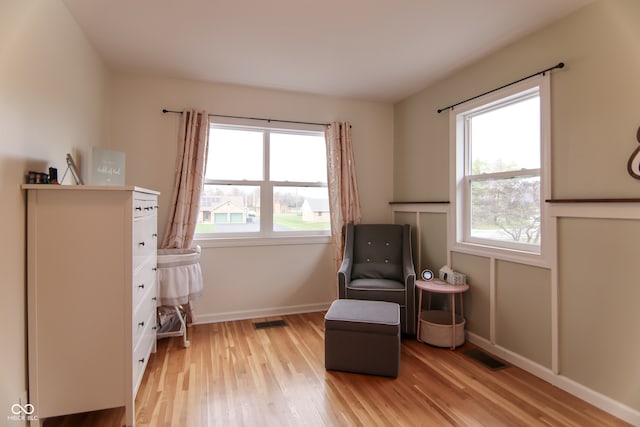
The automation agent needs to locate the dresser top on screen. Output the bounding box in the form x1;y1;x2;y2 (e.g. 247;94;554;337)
21;184;160;195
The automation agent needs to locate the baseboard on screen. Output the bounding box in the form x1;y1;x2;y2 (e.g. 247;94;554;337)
192;302;333;325
467;332;640;426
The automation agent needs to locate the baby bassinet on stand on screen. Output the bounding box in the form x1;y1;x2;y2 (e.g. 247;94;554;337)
156;245;203;347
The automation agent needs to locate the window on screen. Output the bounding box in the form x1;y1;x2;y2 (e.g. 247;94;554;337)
451;75;550;259
196;121;330;240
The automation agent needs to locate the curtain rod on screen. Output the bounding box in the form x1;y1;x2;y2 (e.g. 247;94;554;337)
436;62;565;114
162;109;332;127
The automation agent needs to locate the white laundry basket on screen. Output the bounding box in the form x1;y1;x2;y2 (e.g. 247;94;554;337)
419;310;465;348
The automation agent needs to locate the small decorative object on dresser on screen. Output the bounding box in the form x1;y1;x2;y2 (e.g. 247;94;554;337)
48;167;58;184
65;152;84;185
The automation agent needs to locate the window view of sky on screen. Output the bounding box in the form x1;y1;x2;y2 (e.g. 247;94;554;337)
270;132;327;183
206;128;263;181
470;93;540;173
205;128;327;183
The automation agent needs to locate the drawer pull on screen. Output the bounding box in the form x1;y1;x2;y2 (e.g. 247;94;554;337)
152;297;157;301
152;233;158;238
138;321;145;327
138;358;145;364
152;267;157;271
138;284;145;289
135;206;142;211
138;241;145;247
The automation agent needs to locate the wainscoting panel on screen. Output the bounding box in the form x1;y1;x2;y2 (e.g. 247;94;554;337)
392;201;640;425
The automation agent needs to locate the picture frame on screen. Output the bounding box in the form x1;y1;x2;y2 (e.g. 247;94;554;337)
89;147;125;186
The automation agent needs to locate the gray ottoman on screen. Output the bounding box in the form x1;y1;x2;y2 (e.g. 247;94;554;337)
324;299;401;378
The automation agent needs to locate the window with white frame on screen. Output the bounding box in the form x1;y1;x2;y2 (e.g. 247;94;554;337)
195;121;330;239
451;75;550;258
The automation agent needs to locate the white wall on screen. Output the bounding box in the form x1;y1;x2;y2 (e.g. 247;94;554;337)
108;75;394;322
0;0;109;418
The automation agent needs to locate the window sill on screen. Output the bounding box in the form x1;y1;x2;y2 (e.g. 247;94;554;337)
194;235;331;248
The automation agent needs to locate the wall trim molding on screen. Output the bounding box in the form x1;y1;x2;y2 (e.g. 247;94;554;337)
467;332;640;426
393;201;640;424
549;202;640;220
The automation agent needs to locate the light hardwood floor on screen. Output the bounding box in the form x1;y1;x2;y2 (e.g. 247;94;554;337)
45;312;630;426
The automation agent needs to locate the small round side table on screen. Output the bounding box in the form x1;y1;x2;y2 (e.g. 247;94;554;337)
416;279;469;349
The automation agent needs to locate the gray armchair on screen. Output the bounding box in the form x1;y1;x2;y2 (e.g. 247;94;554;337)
338;223;417;335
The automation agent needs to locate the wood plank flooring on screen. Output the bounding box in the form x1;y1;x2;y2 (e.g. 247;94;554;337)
45;312;630;426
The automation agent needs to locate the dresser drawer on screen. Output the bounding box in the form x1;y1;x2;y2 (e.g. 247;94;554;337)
132;285;156;346
133;216;157;261
133;196;158;219
132;308;156;395
132;257;157;312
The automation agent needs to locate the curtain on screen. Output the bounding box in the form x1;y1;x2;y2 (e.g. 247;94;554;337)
161;109;209;249
325;121;362;269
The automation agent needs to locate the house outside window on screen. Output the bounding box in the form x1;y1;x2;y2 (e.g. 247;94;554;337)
195;120;330;240
451;74;550;263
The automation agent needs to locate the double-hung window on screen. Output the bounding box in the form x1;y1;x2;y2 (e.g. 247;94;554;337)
196;120;330;241
451;74;550;261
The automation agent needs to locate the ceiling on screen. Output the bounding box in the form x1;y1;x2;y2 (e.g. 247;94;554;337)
62;0;593;103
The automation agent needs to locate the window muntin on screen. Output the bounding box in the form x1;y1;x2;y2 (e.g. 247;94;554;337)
454;78;548;257
196;122;330;239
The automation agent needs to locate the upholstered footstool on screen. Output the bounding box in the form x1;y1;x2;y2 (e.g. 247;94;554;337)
324;299;401;378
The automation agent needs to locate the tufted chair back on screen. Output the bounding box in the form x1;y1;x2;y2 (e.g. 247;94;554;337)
351;225;404;282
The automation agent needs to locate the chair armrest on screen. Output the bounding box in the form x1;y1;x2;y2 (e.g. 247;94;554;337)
337;223;356;299
337;255;352;299
402;224;417;335
403;255;416;290
401;224;416;283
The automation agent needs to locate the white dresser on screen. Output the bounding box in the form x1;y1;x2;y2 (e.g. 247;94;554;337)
23;185;159;427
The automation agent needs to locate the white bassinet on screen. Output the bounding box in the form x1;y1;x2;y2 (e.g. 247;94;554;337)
157;245;203;347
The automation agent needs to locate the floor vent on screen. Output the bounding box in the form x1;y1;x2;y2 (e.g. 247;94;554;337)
463;348;509;371
253;320;287;329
